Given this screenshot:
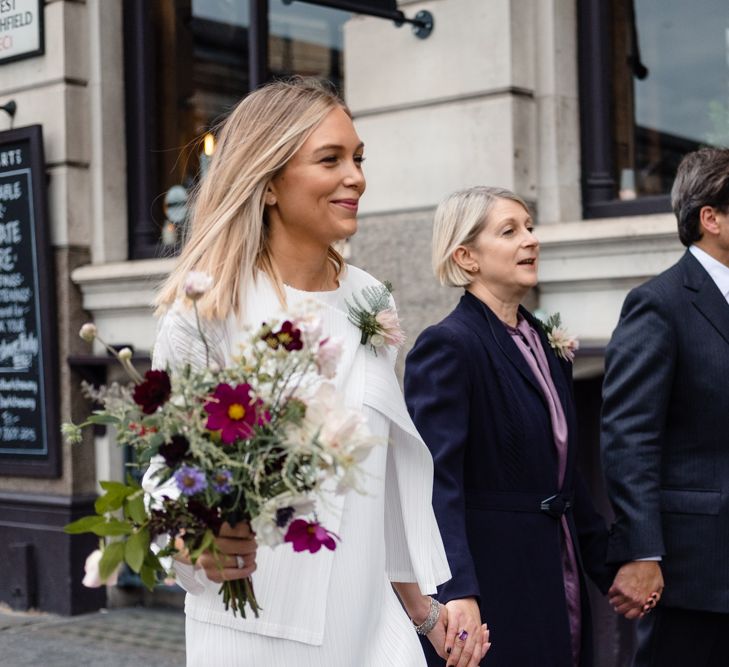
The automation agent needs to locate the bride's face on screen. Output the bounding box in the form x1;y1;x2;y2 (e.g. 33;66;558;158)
266;107;366;249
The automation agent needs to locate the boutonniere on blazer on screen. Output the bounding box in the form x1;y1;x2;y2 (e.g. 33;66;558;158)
346;281;405;354
535;311;579;362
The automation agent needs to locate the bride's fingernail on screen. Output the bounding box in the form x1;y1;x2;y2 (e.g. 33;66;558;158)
446;647;452;654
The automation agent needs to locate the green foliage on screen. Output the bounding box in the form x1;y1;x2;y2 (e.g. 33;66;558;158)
125;527;150;573
99;541;125;581
86;413;122;426
64;515;105;534
124;492;148;525
95;481;136;514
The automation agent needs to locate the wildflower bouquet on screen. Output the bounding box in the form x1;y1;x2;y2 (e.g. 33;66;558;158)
64;275;376;618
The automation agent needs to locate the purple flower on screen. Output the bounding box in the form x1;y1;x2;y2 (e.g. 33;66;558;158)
174;465;207;496
211;469;232;494
284;519;338;553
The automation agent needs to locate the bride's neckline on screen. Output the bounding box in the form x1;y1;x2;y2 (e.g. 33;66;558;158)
283;281;342;295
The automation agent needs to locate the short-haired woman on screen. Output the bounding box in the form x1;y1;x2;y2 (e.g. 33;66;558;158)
404;186;615;667
151;79;484;665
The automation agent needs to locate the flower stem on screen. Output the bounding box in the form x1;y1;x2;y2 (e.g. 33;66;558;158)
219;577;261;618
95;334;144;384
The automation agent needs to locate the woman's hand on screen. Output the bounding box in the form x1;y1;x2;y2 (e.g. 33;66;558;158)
443;597;491;667
197;521;258;582
425;603;449;659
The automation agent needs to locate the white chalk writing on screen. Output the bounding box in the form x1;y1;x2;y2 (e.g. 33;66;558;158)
0;149;21;167
0;219;21;243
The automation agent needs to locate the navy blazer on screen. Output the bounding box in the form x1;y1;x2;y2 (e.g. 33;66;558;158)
601;250;729;613
405;292;613;667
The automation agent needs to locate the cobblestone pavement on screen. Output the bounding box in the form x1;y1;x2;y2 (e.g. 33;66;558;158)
0;605;185;667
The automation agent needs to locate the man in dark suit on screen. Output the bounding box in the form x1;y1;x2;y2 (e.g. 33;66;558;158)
601;147;729;667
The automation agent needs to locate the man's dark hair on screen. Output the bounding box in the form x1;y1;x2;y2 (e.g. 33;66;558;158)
671;147;729;247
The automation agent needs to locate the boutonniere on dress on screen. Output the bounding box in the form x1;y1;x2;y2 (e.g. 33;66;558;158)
536;311;579;362
346;281;406;354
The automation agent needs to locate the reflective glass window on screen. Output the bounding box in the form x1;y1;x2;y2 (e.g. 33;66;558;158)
611;0;729;200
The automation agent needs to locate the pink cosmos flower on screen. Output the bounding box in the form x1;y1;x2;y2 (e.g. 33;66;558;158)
294;312;323;347
375;308;406;347
284;519;339;553
204;382;270;444
315;337;343;379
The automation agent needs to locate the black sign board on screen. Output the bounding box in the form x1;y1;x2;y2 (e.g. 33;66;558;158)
0;125;59;477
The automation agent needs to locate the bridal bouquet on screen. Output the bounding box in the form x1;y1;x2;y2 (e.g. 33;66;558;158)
63;273;376;617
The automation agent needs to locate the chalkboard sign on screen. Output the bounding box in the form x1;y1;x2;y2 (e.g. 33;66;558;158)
0;125;59;477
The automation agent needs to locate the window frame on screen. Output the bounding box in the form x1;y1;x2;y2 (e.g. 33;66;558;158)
123;0;270;260
577;0;672;219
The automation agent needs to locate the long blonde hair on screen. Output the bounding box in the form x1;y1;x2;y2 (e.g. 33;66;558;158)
156;78;347;319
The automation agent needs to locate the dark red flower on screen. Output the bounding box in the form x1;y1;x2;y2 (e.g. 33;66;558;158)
187;499;223;534
133;370;171;414
158;435;190;467
261;321;303;352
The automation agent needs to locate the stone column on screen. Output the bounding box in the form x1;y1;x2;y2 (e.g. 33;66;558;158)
0;0;125;615
344;0;539;352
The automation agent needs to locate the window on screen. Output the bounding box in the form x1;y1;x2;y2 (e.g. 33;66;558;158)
579;0;729;218
124;0;350;259
269;0;348;90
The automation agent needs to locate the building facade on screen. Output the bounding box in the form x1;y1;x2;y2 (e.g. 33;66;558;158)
0;0;726;662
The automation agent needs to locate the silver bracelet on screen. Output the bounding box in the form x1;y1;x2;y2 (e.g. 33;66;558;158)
413;596;442;635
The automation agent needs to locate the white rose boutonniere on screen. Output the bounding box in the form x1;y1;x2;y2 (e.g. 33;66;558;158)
535;311;579;363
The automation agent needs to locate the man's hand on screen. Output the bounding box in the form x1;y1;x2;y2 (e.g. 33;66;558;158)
608;560;664;619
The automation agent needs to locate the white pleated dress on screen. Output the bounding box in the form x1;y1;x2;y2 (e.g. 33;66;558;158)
150;268;450;667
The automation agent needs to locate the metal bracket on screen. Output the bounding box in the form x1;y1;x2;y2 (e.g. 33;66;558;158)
408;10;434;39
282;1;434;39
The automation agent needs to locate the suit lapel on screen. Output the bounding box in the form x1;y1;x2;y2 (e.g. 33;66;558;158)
521;307;571;413
683;252;729;347
455;293;546;404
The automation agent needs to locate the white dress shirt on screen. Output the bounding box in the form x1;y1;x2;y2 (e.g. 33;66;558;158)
690;245;729;304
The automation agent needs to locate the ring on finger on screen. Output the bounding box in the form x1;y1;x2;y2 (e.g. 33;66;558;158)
457;629;468;642
235;555;245;569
